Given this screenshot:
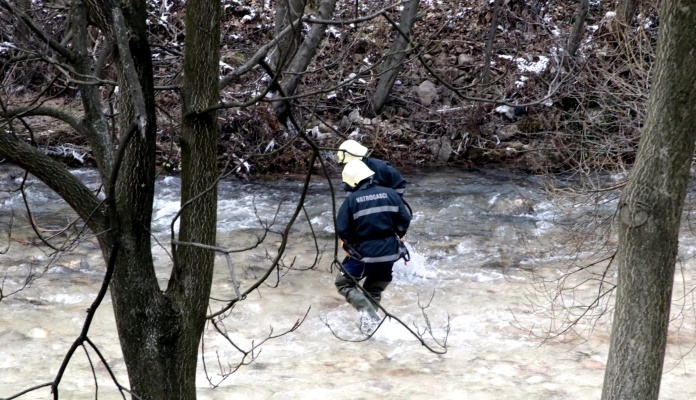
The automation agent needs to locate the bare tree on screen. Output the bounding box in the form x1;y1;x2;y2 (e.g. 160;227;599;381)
0;0;223;397
601;0;696;398
365;0;420;117
0;1;451;397
272;0;338;120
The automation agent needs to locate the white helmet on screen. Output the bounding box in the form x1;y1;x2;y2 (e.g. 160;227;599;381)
342;160;375;188
336;140;369;164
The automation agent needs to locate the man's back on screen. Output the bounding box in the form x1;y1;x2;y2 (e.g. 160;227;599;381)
337;182;410;262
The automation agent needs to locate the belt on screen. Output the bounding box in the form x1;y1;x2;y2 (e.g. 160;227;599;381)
360;229;396;242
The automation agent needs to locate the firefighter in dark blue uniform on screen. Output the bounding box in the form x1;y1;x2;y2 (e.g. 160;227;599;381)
336;140;407;197
335;160;411;333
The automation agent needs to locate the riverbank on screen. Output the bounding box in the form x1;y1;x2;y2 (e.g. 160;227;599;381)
4;0;654;178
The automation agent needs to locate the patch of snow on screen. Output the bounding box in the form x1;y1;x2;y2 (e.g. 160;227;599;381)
499;55;550;74
264;140;275;153
495;105;514;120
219;61;234;72
515;76;529;88
327;26;341;38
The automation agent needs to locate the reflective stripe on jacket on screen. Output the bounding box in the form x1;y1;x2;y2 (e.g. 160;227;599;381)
337;181;411;263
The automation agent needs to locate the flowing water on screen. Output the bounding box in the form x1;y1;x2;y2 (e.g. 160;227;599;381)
1;166;696;399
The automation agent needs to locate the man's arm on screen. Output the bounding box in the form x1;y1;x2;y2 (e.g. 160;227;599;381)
336;199;353;241
392;193;411;238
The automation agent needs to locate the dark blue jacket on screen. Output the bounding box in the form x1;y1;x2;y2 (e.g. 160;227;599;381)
337;181;411;264
362;157;406;196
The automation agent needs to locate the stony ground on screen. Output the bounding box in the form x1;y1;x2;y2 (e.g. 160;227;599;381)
3;0;656;177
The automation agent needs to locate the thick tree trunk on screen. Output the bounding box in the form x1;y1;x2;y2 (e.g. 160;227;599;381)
103;1;170;398
1;0;221;397
601;1;696;399
366;0;420;117
164;0;222;397
109;0;221;398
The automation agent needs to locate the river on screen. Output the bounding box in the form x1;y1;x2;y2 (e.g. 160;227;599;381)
1;166;695;399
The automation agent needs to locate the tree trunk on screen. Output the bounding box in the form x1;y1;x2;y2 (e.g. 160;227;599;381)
1;0;222;397
566;0;588;58
70;0;116;183
273;0;337;119
481;0;502;85
272;0;305;71
109;0;221;398
280;0;337;95
366;0;420;117
102;0;171;398
601;1;696;399
614;0;640;32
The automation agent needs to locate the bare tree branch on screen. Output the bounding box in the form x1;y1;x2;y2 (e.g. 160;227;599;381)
0;0;74;61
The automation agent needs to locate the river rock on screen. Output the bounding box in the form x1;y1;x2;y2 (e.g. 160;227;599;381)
348;109;362;123
480;121;497;136
338;115;351;130
488;198;534;215
457;54;474;65
496;124;520;141
430;137;452;163
416;80;438;106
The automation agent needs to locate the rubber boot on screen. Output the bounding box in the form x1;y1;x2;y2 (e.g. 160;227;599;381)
336;274;375;311
334;273;356;300
345;288;378;314
363;280;390;306
335;273;380;333
349;291;380;334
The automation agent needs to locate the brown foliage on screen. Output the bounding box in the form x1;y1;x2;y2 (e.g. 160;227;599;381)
0;0;658;176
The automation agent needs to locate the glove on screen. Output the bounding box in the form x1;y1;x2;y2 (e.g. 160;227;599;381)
395;225;407;238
